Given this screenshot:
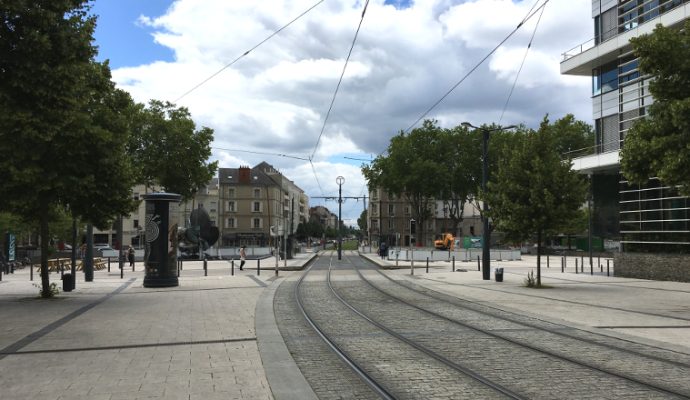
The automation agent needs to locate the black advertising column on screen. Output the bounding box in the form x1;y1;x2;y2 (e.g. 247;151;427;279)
143;192;182;288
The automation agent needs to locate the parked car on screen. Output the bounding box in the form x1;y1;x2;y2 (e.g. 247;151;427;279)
93;244;115;257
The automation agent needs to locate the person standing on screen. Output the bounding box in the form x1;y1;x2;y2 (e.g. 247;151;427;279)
239;245;246;271
127;246;135;269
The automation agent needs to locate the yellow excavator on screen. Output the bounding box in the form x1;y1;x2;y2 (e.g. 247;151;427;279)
434;233;455;250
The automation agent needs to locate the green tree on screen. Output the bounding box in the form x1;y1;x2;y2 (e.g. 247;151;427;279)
546;114;595;158
486;120;587;286
128;100;218;200
363;120;444;245
0;1;137;296
357;209;368;235
621;21;690;196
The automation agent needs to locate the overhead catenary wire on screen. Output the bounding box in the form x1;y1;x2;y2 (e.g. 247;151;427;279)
173;0;326;103
498;0;548;124
212;147;310;161
310;0;370;161
403;0;550;134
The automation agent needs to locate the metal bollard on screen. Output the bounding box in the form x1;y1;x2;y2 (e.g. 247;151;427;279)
204;258;208;276
477;256;480;271
452;256;455;272
108;257;111;272
590;259;593;275
275;259;279;276
561;256;564;273
426;257;429;273
547;255;549;268
396;252;399;267
121;259;124;279
231;260;234;276
575;258;578;274
410;256;414;276
30;263;34;281
258;258;261;276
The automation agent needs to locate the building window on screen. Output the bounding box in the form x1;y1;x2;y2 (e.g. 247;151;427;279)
405;206;410;216
253;218;261;229
388;204;395;216
388;219;395;230
254;188;261;199
228;201;236;212
253;201;261;212
227;218;236;229
595;114;620;153
594;6;617;43
228;188;235;198
592;61;618;96
133;219;139;228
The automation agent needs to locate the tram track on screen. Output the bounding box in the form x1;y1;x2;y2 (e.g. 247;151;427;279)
346;253;690;398
296;251;524;399
283;251;690;398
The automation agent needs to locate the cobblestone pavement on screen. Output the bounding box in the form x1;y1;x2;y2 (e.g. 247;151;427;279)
274;252;690;399
0;260;275;400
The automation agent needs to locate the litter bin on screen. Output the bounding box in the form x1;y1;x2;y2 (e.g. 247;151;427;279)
62;273;74;292
494;267;504;282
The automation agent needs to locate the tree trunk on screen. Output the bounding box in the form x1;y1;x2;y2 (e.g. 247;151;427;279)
39;210;51;298
536;229;542;287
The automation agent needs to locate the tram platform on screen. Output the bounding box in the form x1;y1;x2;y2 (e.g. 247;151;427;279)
1;249;688;399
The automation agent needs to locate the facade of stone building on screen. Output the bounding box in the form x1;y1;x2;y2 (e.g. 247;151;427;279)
367;187;483;248
217;162;308;247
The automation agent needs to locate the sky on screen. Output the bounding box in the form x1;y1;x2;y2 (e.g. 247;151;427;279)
89;0;594;227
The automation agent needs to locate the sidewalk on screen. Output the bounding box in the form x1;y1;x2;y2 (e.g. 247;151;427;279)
0;251;318;400
361;251;690;353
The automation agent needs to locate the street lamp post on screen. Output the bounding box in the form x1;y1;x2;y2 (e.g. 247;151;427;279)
336;176;345;260
462;122;516;280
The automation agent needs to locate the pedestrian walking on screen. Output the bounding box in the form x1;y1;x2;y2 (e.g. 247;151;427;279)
127;246;135;268
239;245;246;271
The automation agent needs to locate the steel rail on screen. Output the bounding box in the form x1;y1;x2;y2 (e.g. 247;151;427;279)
294;252;396;400
348;254;690;399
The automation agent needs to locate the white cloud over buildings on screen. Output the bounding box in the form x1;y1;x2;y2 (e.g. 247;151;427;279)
110;0;593;225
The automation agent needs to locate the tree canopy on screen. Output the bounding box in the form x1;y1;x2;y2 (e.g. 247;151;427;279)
363;120;445;244
486;118;587;286
621;21;690;196
0;0;138;296
128;100;218;201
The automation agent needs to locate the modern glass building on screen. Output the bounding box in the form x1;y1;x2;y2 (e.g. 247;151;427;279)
560;0;690;254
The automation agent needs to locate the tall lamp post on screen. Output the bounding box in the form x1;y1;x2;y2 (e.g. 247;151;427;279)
461;122;516;280
336;176;345;260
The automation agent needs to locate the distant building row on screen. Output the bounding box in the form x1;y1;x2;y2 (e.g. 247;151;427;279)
94;162;340;249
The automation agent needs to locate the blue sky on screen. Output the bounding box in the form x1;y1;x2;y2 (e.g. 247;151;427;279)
90;0;174;68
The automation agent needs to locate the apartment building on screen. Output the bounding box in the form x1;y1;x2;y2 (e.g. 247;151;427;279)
561;1;690;276
218;162;308;247
309;205;338;230
367;187;484;248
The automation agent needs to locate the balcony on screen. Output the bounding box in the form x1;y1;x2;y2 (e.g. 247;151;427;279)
561;2;690;75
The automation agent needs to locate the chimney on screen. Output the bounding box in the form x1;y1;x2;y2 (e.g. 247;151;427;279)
239;166;251;184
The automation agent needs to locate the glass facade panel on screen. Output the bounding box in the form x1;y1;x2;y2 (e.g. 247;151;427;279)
592;61;618;95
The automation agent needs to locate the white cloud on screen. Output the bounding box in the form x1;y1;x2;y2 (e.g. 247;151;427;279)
108;0;594;225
